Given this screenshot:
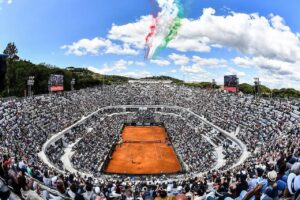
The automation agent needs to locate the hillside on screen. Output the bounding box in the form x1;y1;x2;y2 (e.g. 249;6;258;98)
1;60;132;97
1;60;300;98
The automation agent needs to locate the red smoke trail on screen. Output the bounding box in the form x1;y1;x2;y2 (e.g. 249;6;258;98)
144;17;157;59
145;16;158;44
145;0;159;59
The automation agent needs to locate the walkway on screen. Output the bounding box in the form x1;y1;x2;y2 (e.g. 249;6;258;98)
60;138;93;177
39;105;250;178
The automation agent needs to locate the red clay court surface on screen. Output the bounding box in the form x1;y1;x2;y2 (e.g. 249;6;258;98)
104;126;181;174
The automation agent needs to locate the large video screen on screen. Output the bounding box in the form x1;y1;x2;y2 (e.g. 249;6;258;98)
224;75;238;87
49;74;64;91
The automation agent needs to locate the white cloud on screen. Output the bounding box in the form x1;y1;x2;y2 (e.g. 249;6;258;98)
180;65;204;74
175;8;300;62
135;61;145;66
108;15;152;49
255;70;300;90
168;37;211;53
61;7;300;89
61;38;110;56
61;37;138;56
226;67;246;77
180;56;228;75
192;56;227;68
107;8;300;62
105;43;139;55
0;0;12;4
0;0;12;9
232;57;252;68
270;14;290;32
185;71;213;83
232;56;300;89
112;59;131;71
119;71;152;78
87;59;133;75
150;59;170;66
88;66;111;74
233;56;300;82
169;53;189;65
233;56;300;88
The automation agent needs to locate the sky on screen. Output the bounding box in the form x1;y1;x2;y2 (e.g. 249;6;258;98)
0;0;300;89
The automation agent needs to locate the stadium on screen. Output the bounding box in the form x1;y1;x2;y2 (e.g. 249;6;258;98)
1;79;300;200
1;0;300;200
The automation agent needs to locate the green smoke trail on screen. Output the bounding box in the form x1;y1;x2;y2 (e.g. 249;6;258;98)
152;0;184;58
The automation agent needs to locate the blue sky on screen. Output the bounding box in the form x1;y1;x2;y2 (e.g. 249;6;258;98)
1;0;300;89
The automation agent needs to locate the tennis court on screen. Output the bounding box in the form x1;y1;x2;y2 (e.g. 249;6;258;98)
104;126;181;174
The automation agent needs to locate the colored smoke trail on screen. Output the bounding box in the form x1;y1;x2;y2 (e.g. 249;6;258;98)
153;0;183;57
145;16;158;59
144;0;159;59
145;0;184;59
145;17;158;44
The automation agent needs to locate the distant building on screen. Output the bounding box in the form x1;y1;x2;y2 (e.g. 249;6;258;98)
129;80;172;84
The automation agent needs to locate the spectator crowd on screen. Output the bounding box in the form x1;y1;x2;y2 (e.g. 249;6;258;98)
0;81;300;199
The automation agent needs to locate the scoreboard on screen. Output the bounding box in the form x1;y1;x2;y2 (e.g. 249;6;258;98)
49;74;64;91
224;75;239;93
224;75;239;87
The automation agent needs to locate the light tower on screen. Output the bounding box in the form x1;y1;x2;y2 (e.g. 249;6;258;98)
27;76;35;97
254;77;260;97
71;78;76;91
212;79;216;89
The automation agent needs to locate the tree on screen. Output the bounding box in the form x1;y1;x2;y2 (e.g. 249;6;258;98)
259;85;271;96
239;83;254;94
3;43;19;95
3;42;19;60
